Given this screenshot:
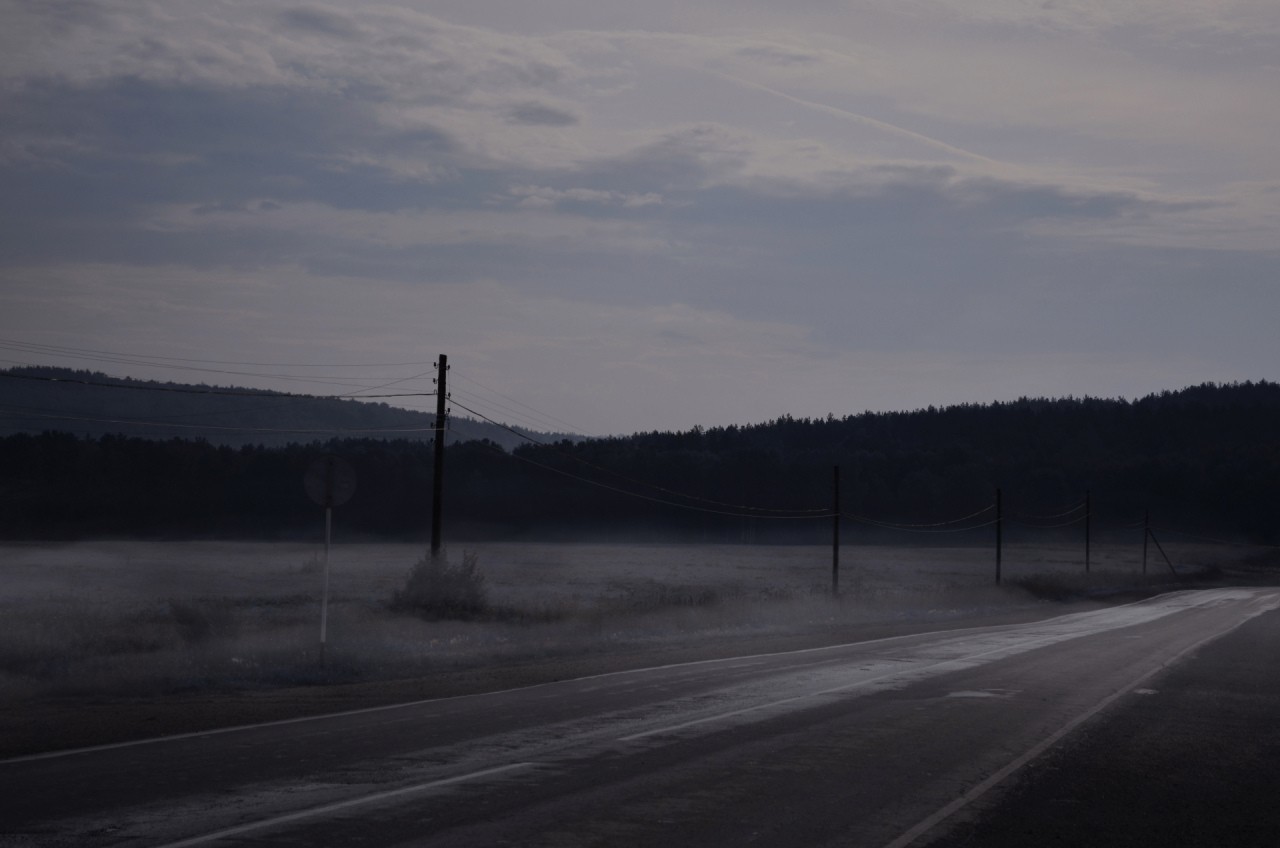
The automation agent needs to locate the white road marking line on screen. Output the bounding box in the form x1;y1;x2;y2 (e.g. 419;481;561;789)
0;632;1023;765
152;762;535;848
879;596;1280;848
617;637;1061;742
0;589;1216;765
945;689;1017;699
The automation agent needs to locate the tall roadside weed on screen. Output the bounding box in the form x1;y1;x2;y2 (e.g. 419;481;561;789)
390;551;488;619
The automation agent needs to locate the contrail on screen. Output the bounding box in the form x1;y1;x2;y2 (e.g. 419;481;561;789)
708;68;1008;168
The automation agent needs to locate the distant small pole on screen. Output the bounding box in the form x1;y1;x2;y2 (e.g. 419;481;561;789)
1148;527;1177;576
431;354;448;559
1084;490;1092;574
1142;510;1150;575
832;465;841;597
320;505;331;667
995;487;1003;585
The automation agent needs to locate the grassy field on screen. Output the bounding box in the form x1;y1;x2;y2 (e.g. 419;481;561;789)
0;538;1265;702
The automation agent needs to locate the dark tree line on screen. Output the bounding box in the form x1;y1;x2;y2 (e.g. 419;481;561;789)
1;381;1276;543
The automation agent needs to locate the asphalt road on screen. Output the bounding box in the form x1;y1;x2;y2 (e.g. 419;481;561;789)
2;587;1278;847
924;596;1280;848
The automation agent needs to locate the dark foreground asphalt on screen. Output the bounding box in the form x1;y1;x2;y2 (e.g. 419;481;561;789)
926;608;1280;848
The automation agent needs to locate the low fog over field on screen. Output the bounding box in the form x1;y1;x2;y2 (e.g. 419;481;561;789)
0;540;1256;702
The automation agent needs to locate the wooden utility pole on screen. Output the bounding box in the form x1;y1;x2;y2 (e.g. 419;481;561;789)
321;505;331;666
1085;489;1092;574
1148;526;1177;576
832;465;841;597
995;487;1003;585
1142;510;1150;575
431;354;448;559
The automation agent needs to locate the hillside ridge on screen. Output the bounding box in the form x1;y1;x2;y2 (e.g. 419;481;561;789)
0;366;576;450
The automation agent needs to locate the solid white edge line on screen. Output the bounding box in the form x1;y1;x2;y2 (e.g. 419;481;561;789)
0;589;1203;765
879;594;1280;848
151;762;535;848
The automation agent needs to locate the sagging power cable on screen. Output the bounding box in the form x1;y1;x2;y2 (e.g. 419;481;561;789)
0;338;437;369
451;398;831;518
1011;501;1086;522
0;406;440;436
0;370;437;400
844;512;999;534
844;504;995;530
0;340;434;390
451;370;593;437
1152;526;1280;549
487;440;834;521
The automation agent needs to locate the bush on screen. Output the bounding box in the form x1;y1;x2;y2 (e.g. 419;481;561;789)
391;551;488;619
168;599;236;645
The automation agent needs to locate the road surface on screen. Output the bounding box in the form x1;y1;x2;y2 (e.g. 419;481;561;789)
2;587;1278;847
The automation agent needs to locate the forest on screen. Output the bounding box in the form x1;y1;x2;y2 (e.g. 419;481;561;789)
1;378;1276;544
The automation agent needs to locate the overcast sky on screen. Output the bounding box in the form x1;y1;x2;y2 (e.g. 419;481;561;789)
2;1;1277;436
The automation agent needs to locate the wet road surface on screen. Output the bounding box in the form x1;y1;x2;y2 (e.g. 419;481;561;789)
2;587;1277;847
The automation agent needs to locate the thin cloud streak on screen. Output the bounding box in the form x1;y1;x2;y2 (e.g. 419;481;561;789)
702;69;1008;170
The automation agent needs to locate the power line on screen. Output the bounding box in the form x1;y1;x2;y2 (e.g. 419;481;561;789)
0;370;436;400
1011;501;1086;522
3;368;440;427
450;397;830;516
1152;526;1280;549
485;440;833;520
1008;514;1088;530
0;338;439;369
0;371;528;441
446;385;569;440
844;504;995;529
0;342;427;390
0;407;440;436
451;370;593;437
336;367;438;400
844;512;999;534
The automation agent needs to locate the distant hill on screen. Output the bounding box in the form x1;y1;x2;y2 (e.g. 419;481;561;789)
0;366;577;451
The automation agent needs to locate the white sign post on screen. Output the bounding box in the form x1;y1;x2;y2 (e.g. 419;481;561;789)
304;455;356;666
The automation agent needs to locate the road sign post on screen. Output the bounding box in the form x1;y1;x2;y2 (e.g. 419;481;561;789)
304;455;356;667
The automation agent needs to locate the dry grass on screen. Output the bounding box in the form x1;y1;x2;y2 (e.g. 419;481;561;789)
0;539;1269;701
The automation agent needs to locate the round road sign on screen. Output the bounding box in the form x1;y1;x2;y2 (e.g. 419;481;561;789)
304;455;357;508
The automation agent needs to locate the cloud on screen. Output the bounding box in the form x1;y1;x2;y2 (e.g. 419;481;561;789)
2;259;1256;434
276;6;363;39
509;185;664;209
912;0;1280;38
1;1;1276;431
1;2;574;106
734;44;822;67
505;102;579;127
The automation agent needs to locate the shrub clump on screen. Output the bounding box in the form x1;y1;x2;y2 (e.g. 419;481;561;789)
168;599;236;645
391;551;488;619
